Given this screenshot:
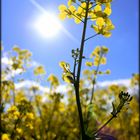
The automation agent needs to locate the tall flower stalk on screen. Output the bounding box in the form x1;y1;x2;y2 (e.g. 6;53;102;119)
73;1;90;138
58;0;132;139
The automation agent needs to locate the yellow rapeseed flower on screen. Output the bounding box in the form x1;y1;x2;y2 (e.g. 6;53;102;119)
94;5;102;12
59;61;70;73
105;69;111;74
94;56;100;66
26;123;34;130
26;112;34;120
62;72;74;83
58;5;67;20
96;17;105;27
85;62;93;67
68;0;76;6
2;134;10;140
92;19;114;37
100;57;106;64
48;74;59;87
59;5;67;12
34;65;46;75
104;7;112;16
13;111;20;120
101;46;109;53
16;128;23;134
12;46;21;53
90;46;101;57
83;70;91;75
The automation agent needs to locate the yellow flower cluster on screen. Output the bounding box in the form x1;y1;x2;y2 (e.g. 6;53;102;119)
25;112;34;120
48;74;59;87
13;46;32;60
91;3;114;37
58;0;114;37
59;5;75;20
130;73;139;87
85;46;111;76
7;105;20;120
59;61;74;83
86;46;108;66
59;2;91;24
26;123;34;130
11;46;32;70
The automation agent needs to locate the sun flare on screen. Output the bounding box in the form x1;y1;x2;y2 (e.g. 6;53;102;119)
34;13;62;38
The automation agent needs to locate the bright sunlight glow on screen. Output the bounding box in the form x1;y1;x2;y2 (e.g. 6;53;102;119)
34;13;62;38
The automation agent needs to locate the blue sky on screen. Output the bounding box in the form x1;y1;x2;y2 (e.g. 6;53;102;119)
2;0;139;83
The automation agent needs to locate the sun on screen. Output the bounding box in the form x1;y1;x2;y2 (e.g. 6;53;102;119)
34;13;62;38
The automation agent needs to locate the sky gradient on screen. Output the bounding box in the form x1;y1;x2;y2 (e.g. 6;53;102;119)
2;0;139;83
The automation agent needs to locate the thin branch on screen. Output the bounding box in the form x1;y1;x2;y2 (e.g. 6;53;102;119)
93;115;115;135
46;101;56;137
72;13;85;23
93;103;125;136
75;2;86;10
92;80;132;136
34;90;45;139
12;77;16;105
65;10;84;23
89;53;103;104
85;53;103;131
84;33;99;42
88;3;98;10
87;17;96;20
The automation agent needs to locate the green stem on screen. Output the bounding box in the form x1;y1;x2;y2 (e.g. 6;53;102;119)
34;90;44;140
85;52;103;131
89;52;103;104
93;108;122;135
93;115;114;135
12;77;16;105
88;3;98;10
74;0;90;139
11;114;23;139
84;33;99;42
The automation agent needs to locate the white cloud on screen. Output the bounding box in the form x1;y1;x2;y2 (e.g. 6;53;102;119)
2;57;13;65
15;80;50;93
6;69;24;79
96;79;138;95
97;79;131;88
13;78;138;104
14;78;137;95
55;85;72;93
31;60;40;67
